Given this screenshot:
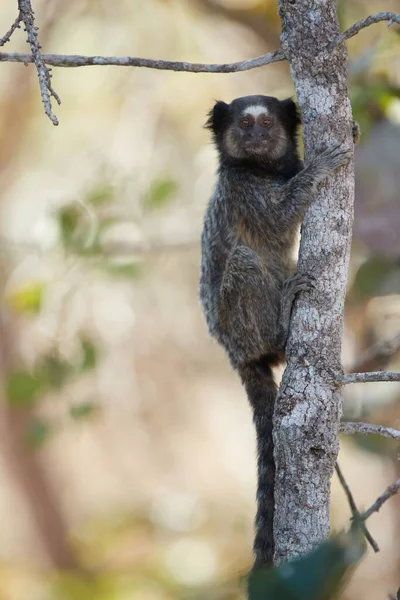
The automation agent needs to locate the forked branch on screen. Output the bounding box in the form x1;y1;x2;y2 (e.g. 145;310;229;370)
0;6;398;124
335;463;379;552
362;479;400;521
17;0;61;125
0;13;21;46
330;12;400;50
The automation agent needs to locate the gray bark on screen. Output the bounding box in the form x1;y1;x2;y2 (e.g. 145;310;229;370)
273;1;354;563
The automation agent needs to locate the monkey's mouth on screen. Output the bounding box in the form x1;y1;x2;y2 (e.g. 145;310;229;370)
243;140;270;154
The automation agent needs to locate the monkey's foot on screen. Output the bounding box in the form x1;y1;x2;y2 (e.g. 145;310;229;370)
277;272;316;351
282;272;316;301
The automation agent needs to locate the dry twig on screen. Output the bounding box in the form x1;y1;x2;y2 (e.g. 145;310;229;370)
361;479;400;521
0;13;21;46
342;372;400;385
335;463;379;552
0;48;285;72
18;0;60;125
329;12;400;50
0;8;398;124
339;422;400;441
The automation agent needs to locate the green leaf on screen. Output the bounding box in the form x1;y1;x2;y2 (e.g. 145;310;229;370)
248;526;365;600
397;587;400;600
8;281;44;314
85;184;114;207
80;337;98;371
352;256;400;299
36;354;73;390
57;202;100;255
6;371;42;407
26;419;51;448
69;401;98;421
143;177;177;211
103;262;142;279
58;204;82;246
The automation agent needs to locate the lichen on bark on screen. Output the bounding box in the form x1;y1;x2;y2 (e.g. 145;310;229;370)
274;0;355;564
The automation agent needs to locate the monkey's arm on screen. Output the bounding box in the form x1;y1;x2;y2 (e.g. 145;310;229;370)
235;143;352;236
275;143;353;228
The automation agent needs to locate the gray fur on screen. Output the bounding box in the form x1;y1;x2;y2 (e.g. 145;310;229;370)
199;94;352;567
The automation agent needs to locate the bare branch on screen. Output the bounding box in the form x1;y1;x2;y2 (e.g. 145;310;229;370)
361;479;400;521
342;372;400;385
18;0;61;125
349;333;400;373
329;12;400;50
339;422;400;441
0;47;285;73
335;463;379;552
0;13;22;47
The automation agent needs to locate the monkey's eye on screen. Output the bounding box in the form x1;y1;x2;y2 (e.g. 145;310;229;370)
261;118;272;127
240;118;250;128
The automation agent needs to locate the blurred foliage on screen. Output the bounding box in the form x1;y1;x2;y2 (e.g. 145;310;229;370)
80;336;98;372
248;527;366;600
5;370;42;408
69;401;98;421
342;429;400;461
26;418;52;448
103;262;143;279
351;77;400;137
352;257;400;300
6;334;100;440
143;177;177;212
7;280;44;314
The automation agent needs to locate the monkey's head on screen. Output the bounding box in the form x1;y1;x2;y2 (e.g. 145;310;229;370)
205;95;301;170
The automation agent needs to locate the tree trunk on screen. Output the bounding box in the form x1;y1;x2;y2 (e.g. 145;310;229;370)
274;0;354;564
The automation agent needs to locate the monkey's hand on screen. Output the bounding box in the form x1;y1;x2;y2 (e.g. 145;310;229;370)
275;143;352;228
310;142;353;174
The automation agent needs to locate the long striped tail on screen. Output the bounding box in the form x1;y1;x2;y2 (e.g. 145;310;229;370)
239;357;277;567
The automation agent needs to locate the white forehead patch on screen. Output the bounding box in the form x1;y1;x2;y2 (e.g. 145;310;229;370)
242;105;269;118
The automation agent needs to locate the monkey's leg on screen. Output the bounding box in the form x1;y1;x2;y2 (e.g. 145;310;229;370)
276;272;315;350
219;245;275;365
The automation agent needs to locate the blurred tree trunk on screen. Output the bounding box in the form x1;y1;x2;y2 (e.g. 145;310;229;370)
273;0;354;563
0;313;80;569
0;0;82;571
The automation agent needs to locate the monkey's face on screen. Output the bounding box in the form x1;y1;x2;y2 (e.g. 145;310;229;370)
206;95;300;164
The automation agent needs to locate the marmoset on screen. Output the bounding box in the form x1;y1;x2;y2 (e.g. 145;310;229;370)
199;94;353;567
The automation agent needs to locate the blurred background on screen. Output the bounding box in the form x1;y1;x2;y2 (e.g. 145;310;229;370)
0;0;399;598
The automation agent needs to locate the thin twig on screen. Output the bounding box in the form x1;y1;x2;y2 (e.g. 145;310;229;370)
349;333;400;374
18;0;61;125
339;422;400;441
329;12;400;50
361;479;400;521
342;372;400;385
335;463;379;552
0;13;22;47
0;47;285;72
